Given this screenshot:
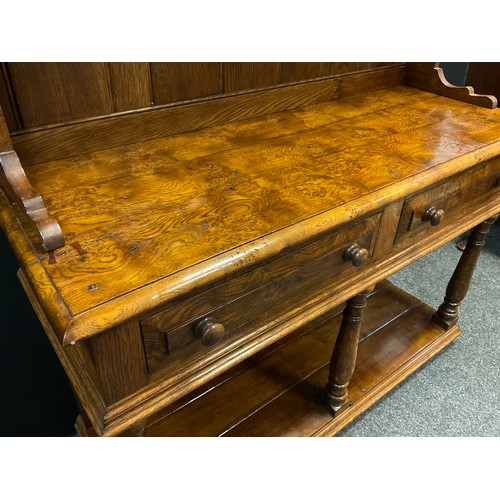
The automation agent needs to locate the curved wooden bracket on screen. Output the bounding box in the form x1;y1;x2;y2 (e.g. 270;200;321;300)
405;62;498;109
0;150;65;251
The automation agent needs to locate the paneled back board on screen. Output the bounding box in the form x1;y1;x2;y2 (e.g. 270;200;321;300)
0;62;405;167
1;62;399;130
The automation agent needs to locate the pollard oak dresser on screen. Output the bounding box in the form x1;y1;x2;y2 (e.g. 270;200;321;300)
0;62;499;436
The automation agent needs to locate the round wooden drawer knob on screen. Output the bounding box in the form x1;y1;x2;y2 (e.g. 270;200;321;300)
194;317;226;346
343;243;369;267
422;206;445;226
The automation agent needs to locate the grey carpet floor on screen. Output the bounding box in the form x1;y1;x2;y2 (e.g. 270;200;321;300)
337;221;500;437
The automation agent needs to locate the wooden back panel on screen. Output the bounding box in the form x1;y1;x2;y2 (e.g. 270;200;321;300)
0;62;398;132
2;63;497;167
0;62;408;167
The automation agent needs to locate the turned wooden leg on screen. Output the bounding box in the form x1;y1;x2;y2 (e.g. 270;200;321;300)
317;287;373;417
433;216;498;330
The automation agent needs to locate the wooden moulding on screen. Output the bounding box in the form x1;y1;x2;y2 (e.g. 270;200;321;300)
0;151;65;251
11;65;406;166
405;62;498;109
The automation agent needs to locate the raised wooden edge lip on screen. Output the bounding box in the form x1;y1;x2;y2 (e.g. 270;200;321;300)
57;141;500;346
9;65;408;169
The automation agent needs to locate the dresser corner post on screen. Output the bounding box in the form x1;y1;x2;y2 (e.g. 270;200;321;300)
317;286;374;417
432;215;498;330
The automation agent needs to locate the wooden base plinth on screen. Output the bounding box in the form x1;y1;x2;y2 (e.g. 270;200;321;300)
75;281;461;437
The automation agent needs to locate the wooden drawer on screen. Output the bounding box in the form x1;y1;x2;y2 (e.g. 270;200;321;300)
141;212;381;377
395;158;500;244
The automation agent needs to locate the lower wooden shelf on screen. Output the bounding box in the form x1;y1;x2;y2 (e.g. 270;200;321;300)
138;281;460;437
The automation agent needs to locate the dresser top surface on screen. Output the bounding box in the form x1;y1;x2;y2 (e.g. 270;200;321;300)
13;85;500;341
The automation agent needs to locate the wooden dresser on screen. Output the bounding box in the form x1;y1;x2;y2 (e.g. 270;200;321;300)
0;62;499;436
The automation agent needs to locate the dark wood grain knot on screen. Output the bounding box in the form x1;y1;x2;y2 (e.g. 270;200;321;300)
422;206;445;226
194;317;226;346
343;243;369;267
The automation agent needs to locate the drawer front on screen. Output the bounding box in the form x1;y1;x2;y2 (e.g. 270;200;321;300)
395;158;500;244
141;212;381;376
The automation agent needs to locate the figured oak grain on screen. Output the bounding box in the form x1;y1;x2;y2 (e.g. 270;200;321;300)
141;214;379;374
1;63;498;440
70;189;500;436
2;79;500;347
11;77;341;167
395;158;500;243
